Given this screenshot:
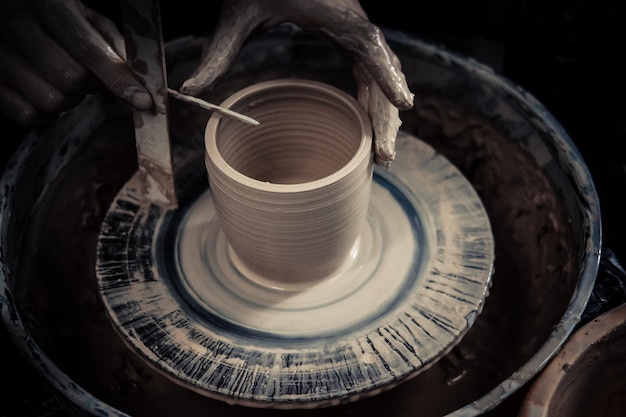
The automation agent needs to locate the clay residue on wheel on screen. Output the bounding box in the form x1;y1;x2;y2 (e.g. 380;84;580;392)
392;91;577;414
12;90;577;417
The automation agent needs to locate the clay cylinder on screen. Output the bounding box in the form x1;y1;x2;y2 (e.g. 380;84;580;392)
205;79;373;283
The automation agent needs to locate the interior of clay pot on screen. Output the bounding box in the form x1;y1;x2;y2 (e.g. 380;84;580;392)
0;27;600;417
212;80;365;184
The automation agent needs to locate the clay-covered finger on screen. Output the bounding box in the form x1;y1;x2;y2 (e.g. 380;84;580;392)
361;29;414;110
38;0;151;110
354;63;402;167
181;2;262;95
301;10;413;110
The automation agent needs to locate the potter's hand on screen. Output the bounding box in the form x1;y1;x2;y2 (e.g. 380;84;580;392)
180;0;414;167
0;0;151;128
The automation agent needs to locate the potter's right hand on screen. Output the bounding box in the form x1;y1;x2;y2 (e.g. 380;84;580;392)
0;0;152;129
180;0;414;168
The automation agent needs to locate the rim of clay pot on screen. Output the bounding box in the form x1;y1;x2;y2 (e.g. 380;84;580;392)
205;78;372;193
517;302;626;417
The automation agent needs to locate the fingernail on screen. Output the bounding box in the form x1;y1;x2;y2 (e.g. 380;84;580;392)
399;91;414;110
180;79;198;95
123;86;152;110
382;141;396;159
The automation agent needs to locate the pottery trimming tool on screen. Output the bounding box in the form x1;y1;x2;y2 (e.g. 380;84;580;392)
121;0;178;208
120;0;258;209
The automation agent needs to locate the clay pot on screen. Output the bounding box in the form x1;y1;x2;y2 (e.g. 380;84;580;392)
518;302;626;417
205;79;373;283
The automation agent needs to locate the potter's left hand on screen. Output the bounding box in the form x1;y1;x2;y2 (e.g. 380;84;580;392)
0;0;153;129
180;0;414;167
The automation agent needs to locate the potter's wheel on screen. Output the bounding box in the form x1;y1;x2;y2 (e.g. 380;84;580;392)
95;131;494;407
1;26;602;417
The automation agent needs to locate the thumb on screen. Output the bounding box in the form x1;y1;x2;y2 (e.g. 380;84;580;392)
354;63;402;167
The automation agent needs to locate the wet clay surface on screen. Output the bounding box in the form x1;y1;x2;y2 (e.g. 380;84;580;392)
11;85;576;416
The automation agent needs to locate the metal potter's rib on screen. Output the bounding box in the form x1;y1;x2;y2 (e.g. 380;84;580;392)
121;0;178;208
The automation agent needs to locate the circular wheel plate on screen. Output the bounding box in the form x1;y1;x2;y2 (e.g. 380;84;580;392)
96;132;494;408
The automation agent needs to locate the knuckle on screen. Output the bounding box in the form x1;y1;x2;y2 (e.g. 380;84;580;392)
59;67;92;92
41;90;71;113
13;107;40;128
0;85;38;128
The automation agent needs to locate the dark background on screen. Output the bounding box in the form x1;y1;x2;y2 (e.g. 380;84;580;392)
2;1;625;415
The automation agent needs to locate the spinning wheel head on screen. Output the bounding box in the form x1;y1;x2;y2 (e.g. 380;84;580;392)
95;130;494;408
